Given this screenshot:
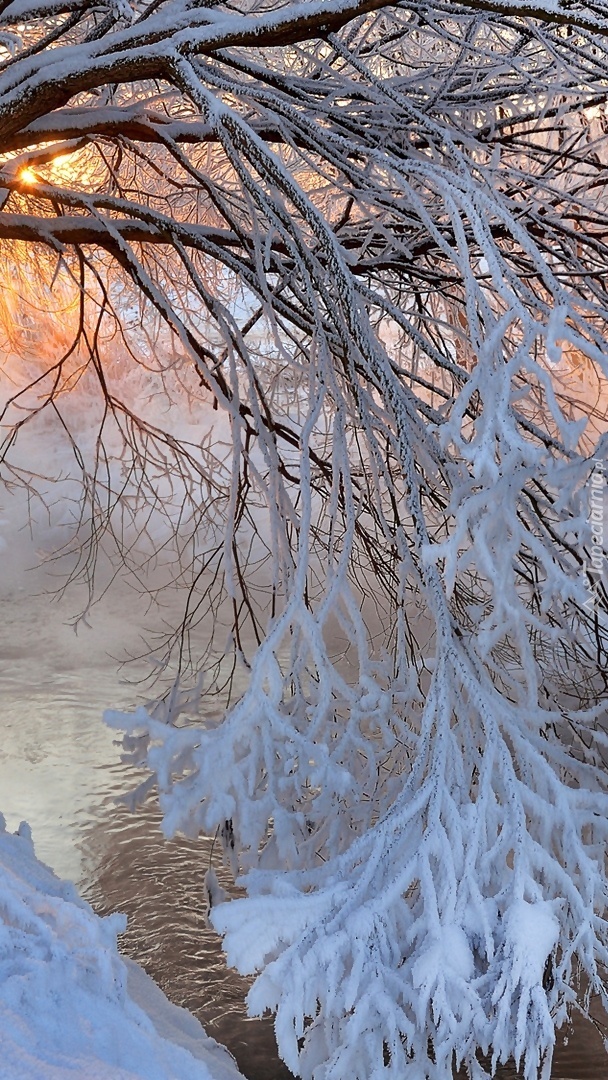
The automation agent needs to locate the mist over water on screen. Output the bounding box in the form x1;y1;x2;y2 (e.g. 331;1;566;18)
0;370;606;1080
0;467;293;1078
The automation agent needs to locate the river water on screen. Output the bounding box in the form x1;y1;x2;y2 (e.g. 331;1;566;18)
0;510;607;1080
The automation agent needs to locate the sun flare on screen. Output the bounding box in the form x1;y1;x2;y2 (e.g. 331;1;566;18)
16;150;94;190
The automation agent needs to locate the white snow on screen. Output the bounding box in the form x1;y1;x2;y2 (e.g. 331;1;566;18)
502;899;559;988
0;815;244;1080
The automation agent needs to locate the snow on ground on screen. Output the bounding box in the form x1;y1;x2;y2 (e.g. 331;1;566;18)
0;814;244;1080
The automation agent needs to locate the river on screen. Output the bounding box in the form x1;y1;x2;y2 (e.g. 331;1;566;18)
0;506;606;1080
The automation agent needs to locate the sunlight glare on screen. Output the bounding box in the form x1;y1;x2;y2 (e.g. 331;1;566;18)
47;151;78;185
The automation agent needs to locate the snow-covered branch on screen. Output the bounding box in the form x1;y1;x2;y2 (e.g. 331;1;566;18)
2;2;608;1078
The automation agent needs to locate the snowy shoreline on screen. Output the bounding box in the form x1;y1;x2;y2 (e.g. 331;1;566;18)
0;815;244;1080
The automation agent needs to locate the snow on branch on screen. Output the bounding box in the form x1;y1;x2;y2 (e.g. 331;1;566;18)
2;1;608;1078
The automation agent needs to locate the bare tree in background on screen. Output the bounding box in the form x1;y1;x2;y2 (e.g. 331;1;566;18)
1;1;608;1076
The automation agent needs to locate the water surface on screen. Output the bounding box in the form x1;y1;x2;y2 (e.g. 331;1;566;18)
0;536;605;1080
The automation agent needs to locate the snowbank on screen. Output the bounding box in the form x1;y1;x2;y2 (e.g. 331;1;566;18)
0;815;244;1080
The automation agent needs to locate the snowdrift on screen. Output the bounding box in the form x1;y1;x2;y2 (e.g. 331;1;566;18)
0;814;243;1080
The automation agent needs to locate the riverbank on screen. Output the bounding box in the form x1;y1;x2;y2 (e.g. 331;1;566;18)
0;816;243;1080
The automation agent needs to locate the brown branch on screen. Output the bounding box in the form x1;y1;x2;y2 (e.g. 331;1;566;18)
3;107;292;153
0;211;241;251
1;0;606;149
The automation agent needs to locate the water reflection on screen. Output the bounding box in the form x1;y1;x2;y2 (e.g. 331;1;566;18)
81;791;607;1080
0;543;294;1078
81;795;293;1080
0;546;606;1079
